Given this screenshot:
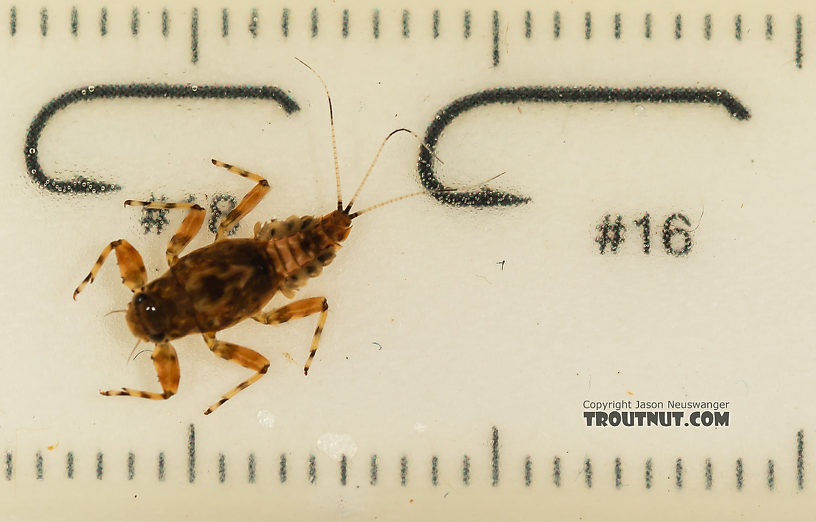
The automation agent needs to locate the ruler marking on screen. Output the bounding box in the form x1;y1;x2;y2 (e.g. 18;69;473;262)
158;452;165;481
248;454;256;483
434;9;440;39
795;15;803;69
218;454;226;484
342;9;349;38
524;10;531;39
464;10;471;39
191;8;199;63
372;9;379;39
40;7;47;37
311;7;318;38
9;6;16;36
736;458;744;490
735;14;742;41
67;452;74;479
492;11;500;66
402;9;410;38
614;12;621;40
249;7;258;38
308;454;316;484
675;14;682;40
704;14;712;40
127;452;135;480
675;458;683;489
705;458;712;490
161;8;168;37
5;452;12;480
96;452;103;480
188;424;196;484
765;14;773;40
35;451;43;480
71;6;78;37
16;430;809;490
797;429;804;489
281;8;289;37
491;426;499;486
767;459;775;490
221;8;228;37
584;11;591;40
100;7;107;36
131;7;139;36
524;456;532;487
247;453;255;484
644;13;652;39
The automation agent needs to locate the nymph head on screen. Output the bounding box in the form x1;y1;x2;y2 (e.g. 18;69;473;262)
323;210;353;243
126;292;169;343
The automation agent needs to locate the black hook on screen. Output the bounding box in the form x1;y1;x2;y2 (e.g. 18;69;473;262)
25;83;299;194
418;86;750;207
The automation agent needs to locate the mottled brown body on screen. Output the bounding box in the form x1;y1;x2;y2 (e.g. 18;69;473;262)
129;216;348;339
75;159;351;414
172;240;278;333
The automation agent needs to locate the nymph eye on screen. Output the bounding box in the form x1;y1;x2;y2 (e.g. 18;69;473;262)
135;293;146;304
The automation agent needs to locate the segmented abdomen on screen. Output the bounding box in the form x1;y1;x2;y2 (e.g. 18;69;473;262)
255;215;341;298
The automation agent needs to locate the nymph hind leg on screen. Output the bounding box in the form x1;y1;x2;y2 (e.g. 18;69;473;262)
252;297;328;375
210;159;271;241
101;342;180;400
124;200;205;267
202;333;270;415
73;239;147;299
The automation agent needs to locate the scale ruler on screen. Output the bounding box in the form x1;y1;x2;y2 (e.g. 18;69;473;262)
1;1;814;520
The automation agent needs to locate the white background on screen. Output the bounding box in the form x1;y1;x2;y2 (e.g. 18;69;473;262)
0;0;813;519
